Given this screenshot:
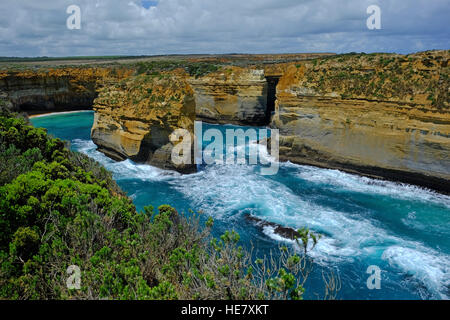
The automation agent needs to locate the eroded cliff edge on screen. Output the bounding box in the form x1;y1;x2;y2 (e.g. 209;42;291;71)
91;70;196;173
272;51;449;192
89;51;449;192
0;68;131;113
2;52;448;193
90;66;271;173
188;67;269;126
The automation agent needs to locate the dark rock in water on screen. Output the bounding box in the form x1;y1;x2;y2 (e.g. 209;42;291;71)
244;214;300;241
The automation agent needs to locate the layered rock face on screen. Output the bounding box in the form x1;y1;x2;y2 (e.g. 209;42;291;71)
90;66;271;173
0;68;127;112
91;71;196;173
5;52;447;190
188;67;269;125
89;51;450;188
272;51;450;192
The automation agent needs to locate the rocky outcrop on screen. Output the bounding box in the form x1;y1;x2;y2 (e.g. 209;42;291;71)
91;71;196;173
5;52;447;190
188;67;269;125
90;66;273;173
271;51;450;192
89;51;450;187
245;214;305;241
0;68;131;113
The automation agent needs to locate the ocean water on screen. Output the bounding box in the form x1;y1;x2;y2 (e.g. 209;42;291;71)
31;111;450;300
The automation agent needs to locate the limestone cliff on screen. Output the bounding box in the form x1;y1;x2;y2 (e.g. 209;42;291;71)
0;68;131;113
272;50;450;192
91;71;196;173
4;53;448;190
188;67;269;125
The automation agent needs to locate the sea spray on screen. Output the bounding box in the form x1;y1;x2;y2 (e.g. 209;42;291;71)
32;112;450;300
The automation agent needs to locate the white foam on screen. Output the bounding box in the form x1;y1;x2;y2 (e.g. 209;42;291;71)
170;163;300;219
170;159;450;298
261;225;296;244
382;245;450;299
72;139;179;182
294;164;450;207
72;138;450;299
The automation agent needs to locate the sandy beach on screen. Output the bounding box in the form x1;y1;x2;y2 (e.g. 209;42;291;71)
28;110;93;119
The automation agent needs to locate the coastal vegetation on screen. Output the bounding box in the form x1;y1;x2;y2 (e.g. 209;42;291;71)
134;60;220;78
294;51;449;109
0;108;333;300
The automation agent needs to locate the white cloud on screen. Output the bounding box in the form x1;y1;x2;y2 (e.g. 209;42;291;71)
0;0;448;56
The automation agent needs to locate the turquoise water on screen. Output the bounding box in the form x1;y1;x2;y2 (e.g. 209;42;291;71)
31;111;450;300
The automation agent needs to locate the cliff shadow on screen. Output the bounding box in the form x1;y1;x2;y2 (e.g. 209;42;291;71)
264;76;279;124
17;97;96;116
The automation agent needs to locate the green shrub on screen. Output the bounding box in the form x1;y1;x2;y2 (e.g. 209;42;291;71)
0;110;338;300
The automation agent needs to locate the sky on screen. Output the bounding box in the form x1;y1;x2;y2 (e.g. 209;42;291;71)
0;0;448;57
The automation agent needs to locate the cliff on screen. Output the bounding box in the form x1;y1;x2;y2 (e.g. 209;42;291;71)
91;70;196;173
188;66;269;125
272;50;450;192
90;66;273;173
0;67;131;113
4;52;448;191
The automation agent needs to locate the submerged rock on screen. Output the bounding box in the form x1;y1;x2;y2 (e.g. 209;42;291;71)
244;214;302;241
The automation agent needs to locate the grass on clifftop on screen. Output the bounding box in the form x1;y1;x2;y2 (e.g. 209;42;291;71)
298;50;449;109
134;60;220;78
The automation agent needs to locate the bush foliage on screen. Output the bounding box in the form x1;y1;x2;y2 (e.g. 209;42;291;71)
0;111;336;300
134;60;220;78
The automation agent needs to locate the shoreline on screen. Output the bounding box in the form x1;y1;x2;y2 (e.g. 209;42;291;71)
29;110;449;196
28;110;93;119
280;156;450;196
